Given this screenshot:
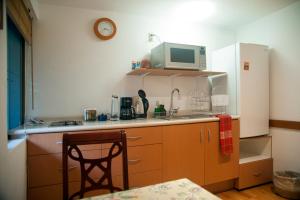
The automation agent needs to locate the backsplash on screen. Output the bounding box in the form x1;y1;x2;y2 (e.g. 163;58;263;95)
143;76;211;114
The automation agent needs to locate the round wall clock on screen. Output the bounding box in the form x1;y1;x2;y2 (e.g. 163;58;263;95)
93;18;117;40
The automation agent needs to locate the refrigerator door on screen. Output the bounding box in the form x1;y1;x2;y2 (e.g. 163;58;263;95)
238;43;269;138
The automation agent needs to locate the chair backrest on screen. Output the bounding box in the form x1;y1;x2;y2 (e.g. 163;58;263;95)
62;130;129;200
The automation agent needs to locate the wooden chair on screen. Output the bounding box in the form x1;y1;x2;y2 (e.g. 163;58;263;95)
62;130;129;200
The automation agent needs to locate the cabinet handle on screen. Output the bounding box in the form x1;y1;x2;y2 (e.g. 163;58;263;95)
208;129;211;142
253;172;262;177
56;141;63;144
127;136;142;141
128;159;141;164
58;166;77;171
200;129;203;143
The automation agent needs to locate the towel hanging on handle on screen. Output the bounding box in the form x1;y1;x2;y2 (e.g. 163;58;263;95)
216;114;233;155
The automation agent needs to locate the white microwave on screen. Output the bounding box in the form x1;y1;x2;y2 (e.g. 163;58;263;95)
150;42;206;70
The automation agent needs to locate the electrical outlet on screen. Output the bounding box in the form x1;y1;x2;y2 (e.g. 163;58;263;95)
148;33;154;42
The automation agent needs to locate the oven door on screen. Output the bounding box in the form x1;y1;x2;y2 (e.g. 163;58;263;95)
165;43;200;70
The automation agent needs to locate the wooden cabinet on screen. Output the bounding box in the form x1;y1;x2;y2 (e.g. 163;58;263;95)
27;132;103;156
28;150;102;187
114;170;162;189
162;123;205;185
28;182;104;200
128;170;162;188
105;144;162;176
126;127;162;146
27;127;163;200
27;120;239;199
104;126;163;189
162;120;239;186
204;121;239;185
27;133;64;155
236;158;273;189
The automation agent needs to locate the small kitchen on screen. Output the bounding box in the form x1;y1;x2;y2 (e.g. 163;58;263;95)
1;0;300;200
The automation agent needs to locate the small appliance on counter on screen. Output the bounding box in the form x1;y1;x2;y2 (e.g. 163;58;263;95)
133;96;144;118
137;89;149;118
120;97;135;120
83;108;97;121
110;95;119;121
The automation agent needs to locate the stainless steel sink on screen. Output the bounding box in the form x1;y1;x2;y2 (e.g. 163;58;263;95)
49;120;83;127
162;114;213;121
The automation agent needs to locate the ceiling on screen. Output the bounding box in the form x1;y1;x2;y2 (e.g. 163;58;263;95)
38;0;297;29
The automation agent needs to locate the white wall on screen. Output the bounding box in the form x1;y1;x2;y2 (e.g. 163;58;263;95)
237;1;300;172
32;4;236;118
0;1;27;200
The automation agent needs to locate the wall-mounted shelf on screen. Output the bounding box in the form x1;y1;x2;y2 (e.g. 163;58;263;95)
127;68;226;77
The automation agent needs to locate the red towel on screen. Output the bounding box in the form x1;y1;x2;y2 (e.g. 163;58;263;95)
216;114;233;155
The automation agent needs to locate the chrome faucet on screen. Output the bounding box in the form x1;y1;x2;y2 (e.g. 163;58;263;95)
169;88;180;117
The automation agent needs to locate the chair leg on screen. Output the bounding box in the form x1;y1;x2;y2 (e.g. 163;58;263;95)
122;133;129;190
63;144;69;200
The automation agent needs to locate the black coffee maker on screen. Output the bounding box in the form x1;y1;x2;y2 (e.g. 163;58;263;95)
120;97;135;120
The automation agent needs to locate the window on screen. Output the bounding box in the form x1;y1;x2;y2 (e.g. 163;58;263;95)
7;15;25;130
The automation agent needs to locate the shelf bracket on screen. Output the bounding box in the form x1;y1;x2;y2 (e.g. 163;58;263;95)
141;72;151;77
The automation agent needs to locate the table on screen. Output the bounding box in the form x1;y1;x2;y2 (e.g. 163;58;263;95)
81;178;221;200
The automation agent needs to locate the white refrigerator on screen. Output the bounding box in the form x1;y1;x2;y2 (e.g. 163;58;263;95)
212;43;269;138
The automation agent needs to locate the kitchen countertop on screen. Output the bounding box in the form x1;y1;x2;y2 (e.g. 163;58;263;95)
9;115;239;136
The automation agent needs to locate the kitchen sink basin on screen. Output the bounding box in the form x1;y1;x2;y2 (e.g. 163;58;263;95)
162;114;213;121
49;120;83;127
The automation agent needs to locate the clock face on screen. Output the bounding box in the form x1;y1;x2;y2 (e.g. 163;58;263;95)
98;21;114;37
94;18;117;40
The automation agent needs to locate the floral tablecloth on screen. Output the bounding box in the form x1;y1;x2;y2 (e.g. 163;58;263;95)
82;178;221;200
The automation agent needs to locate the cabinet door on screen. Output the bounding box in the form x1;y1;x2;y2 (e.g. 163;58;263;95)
204;120;240;185
162;123;205;185
28;150;102;187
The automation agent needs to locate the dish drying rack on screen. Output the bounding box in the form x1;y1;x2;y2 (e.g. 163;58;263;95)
188;90;210;112
211;85;228;114
188;89;228;115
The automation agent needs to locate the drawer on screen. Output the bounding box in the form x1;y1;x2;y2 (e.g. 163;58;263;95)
28;170;162;200
28;184;66;200
28;182;104;200
102;127;162;149
129;170;162;188
105;144;162;176
125;127;162;146
127;144;162;174
27;133;101;156
27;133;63;156
28;150;101;187
236;158;273;189
114;170;162;189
